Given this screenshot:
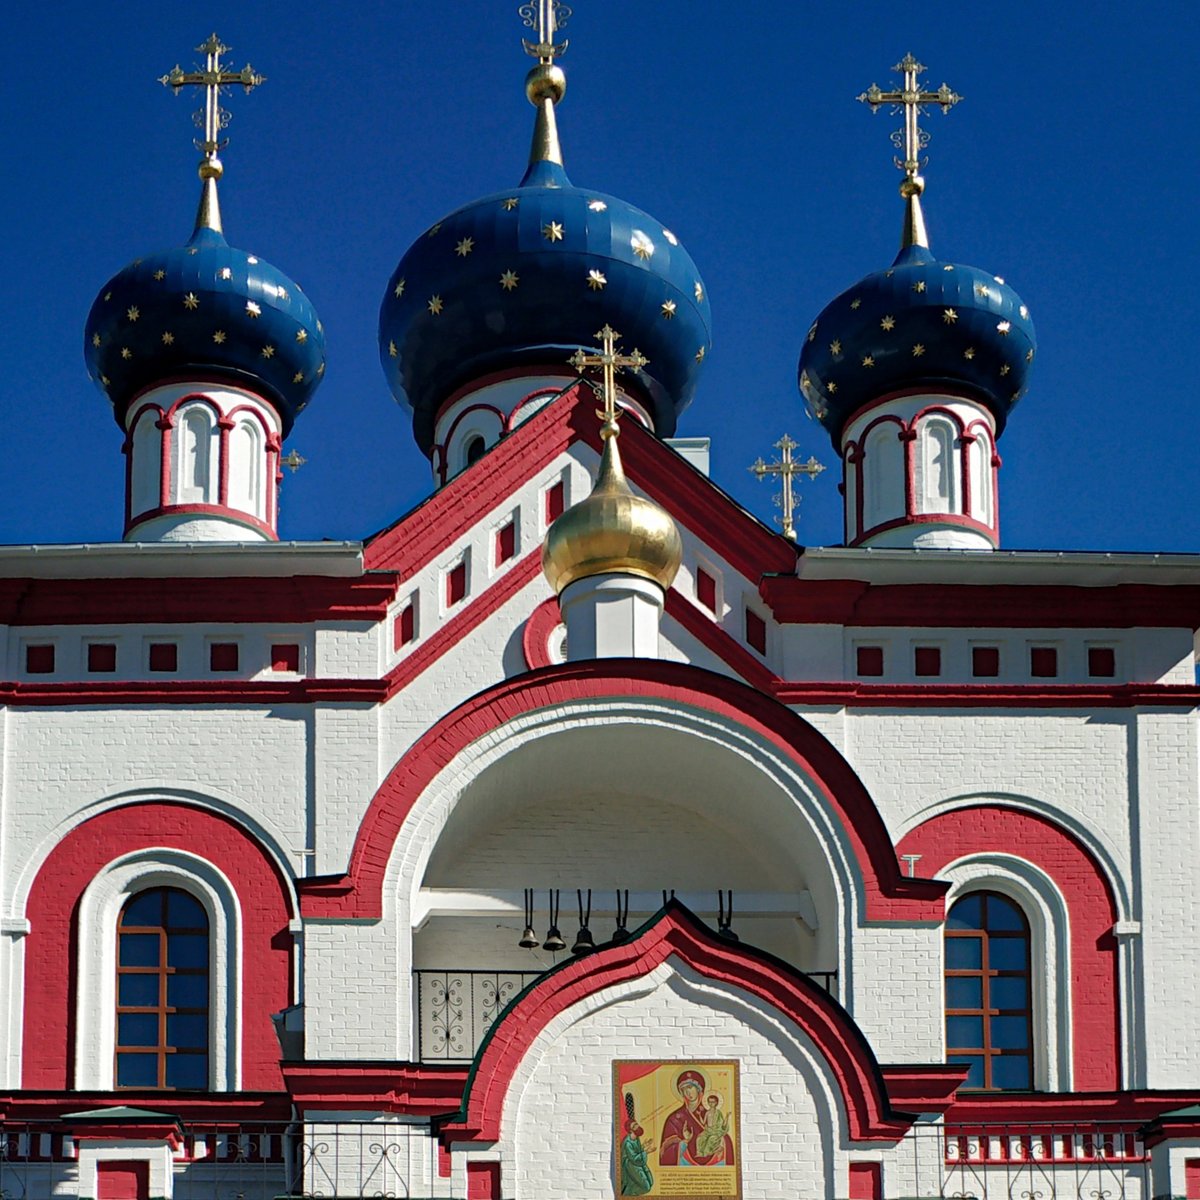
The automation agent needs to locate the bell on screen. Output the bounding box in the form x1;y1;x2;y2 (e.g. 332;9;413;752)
543;925;567;952
519;925;540;949
572;925;596;955
611;924;630;944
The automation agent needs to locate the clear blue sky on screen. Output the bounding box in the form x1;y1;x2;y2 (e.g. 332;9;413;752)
3;2;1196;552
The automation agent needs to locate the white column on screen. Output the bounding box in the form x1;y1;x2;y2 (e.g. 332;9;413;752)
559;573;665;660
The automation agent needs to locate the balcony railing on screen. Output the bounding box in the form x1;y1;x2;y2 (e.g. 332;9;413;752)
0;1118;1151;1199
413;967;838;1062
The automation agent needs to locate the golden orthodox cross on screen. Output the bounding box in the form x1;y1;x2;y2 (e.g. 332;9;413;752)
749;435;824;542
569;325;648;437
280;449;307;474
520;0;571;63
159;34;266;168
857;53;961;181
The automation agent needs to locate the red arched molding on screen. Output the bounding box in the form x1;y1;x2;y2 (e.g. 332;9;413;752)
23;802;295;1091
897;805;1120;1090
299;660;948;921
521;597;562;669
438;901;964;1145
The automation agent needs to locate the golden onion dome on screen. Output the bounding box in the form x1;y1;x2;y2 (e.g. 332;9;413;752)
542;428;682;595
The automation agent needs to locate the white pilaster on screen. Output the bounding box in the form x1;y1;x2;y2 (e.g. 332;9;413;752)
559;573;665;660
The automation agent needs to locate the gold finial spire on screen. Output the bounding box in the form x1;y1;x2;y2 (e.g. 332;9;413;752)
749;434;825;541
568;324;648;441
857;54;961;249
519;2;571;170
159;33;266;234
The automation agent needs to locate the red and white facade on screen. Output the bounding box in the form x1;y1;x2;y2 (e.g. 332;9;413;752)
2;386;1200;1198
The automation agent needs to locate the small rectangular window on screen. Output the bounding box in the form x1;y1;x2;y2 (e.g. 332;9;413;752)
394;600;417;650
148;643;177;673
745;609;767;655
1030;646;1058;678
972;646;1000;678
209;643;239;673
1088;646;1116;678
696;568;717;613
88;643;117;673
495;519;516;566
545;480;565;523
271;643;300;673
914;646;941;677
856;646;884;677
25;644;55;674
446;560;468;606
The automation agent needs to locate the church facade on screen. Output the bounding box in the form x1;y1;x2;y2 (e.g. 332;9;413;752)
3;16;1200;1200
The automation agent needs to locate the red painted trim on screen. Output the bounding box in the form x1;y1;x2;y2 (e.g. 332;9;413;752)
163;393;223;423
439;903;963;1145
298;660;948;922
522;596;562;670
943;1091;1200;1125
0;678;388;706
73;1121;184;1150
0;1092;293;1123
760;576;1200;629
506;387;569;431
853;512;998;546
435;365;579;428
438;1141;453;1177
125;503;278;541
845;387;998;433
663;590;776;691
897;805;1120;1091
280;1062;469;1116
0;574;399;627
433;402;508;486
467;1160;501;1198
156;415;173;511
217;417;234;507
771;682;1200;707
22;802;295;1091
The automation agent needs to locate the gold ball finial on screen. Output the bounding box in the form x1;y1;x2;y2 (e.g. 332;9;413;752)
899;174;925;198
198;156;224;181
526;63;567;106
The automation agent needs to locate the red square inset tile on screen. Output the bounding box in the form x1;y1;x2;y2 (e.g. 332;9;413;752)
1088;646;1116;678
148;643;177;672
209;642;239;672
545;481;565;523
745;609;767;654
914;646;941;677
271;643;300;672
972;646;1000;677
856;646;884;677
25;645;54;674
1030;646;1058;678
394;602;416;650
446;561;467;606
88;643;117;673
495;520;516;566
696;568;717;613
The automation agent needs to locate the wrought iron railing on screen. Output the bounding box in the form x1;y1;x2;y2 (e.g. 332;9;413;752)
413;966;838;1062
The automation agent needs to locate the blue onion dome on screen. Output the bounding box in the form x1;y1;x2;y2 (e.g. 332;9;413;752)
85;170;326;435
379;51;712;455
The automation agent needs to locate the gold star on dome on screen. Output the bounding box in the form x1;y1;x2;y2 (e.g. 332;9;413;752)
246;301;261;318
153;269;166;281
316;320;323;334
428;295;443;315
120;347;132;359
1000;363;1011;376
501;198;519;210
127;306;140;322
850;298;862;310
827;380;838;394
862;355;875;367
912;343;926;356
296;328;307;343
881;315;896;331
663;229;679;246
631;231;654;259
277;287;289;302
393;279;406;298
588;199;607;212
187;247;199;256
997;320;1011;335
884;269;894;278
293;371;304;384
661;300;677;319
542;221;564;242
964;347;976;360
103;291;112;301
695;346;707;363
219;267;232;281
586;269;606;290
261;344;275;358
247;256;258;264
830;339;842;355
1019;305;1029;319
388;340;397;357
500;270;520;291
994;276;1005;284
807;325;818;343
912;280;927;293
943;308;958;324
943;264;955;271
455;237;475;257
1025;348;1034;362
91;333;101;347
427;223;441;238
695;282;704;302
212;330;227;344
162;331;175;345
975;283;991;299
100;374;110;385
316;361;325;376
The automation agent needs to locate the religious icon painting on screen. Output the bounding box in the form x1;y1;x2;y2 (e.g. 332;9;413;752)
612;1060;741;1199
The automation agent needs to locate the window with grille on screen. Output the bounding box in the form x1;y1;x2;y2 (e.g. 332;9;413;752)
945;891;1033;1090
115;887;209;1089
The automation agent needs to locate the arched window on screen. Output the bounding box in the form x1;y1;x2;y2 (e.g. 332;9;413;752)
115;887;209;1089
915;416;961;514
464;434;487;467
945;891;1033;1089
